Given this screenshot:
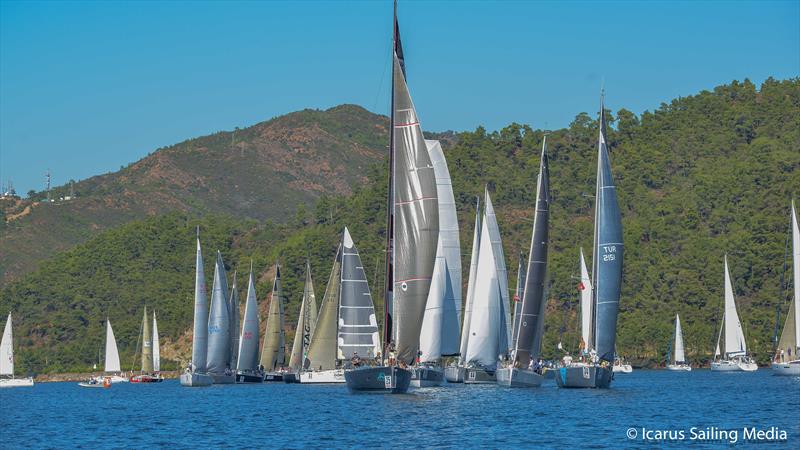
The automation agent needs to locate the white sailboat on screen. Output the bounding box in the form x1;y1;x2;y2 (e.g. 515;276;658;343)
0;313;34;388
236;264;265;383
180;229;213;387
772;201;800;376
667;314;691;371
711;255;757;372
91;319;128;383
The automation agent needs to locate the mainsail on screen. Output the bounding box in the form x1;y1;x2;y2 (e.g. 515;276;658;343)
338;227;381;360
775;201;800;362
190;232;209;372
591;96;624;363
390;40;439;365
289;261;319;371
723;255;747;357
484;188;511;354
141;306;153;373
465;218;503;368
579;248;593;351
104;319;121;373
459;200;481;360
237;267;261;372
152;311;160;372
511;140;550;368
260;265;286;371
511;253;526;352
305;245;342;371
673;314;686;364
229;273;240;372
206;251;232;375
0;313;14;375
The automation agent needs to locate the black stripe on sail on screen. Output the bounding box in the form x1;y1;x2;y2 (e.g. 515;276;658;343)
394;2;405;78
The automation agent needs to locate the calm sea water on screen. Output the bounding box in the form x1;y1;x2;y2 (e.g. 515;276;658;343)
1;370;798;448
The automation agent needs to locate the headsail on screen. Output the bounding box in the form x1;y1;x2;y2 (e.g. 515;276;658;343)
723;255;747;357
459;199;481;360
191;232;209;372
104;319;121;373
289;262;319;371
579;248;593;351
206;251;232;375
305;245;342;371
419;240;448;362
674;314;686;364
141;306;153;373
591;95;624;363
484;188;511;354
0;314;14;375
511;253;526;352
775;200;800;362
152;311;160;372
260;265;286;371
229;273;240;372
237;266;261;372
465;218;503;368
338;227;381;360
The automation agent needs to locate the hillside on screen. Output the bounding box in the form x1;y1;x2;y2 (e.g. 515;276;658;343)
0;104;388;282
1;78;799;374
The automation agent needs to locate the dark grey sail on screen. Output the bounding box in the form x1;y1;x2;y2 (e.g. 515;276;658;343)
513;139;550;368
206;251;232;375
338;227;381;360
237;267;260;372
510;253;526;352
591;97;624;363
229;272;240;372
305;245;342;371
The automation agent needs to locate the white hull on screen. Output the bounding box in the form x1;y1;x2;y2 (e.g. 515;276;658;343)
180;371;213;387
78;381;105;388
612;364;632;373
496;367;543;387
771;361;800;376
667;364;692;371
0;377;34;388
410;366;444;387
93;374;128;383
300;369;346;384
711;359;758;372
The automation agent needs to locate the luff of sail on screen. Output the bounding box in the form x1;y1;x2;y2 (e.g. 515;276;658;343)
0;313;13;375
723;255;747;357
775;200;800;361
104;319;121;373
465;218;503;368
579;248;593;351
260;265;286;371
425;139;462;356
237;267;261;372
512;140;550;368
459;200;481;360
305;245;342;371
141;306;153;373
391;51;439;365
338;227;381;360
229;273;241;372
152;311;160;372
484;189;511;354
591;97;624;363
674;314;686;364
191;233;209;372
206;251;232;375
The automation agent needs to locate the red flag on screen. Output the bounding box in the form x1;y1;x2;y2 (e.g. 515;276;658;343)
578;282;585;291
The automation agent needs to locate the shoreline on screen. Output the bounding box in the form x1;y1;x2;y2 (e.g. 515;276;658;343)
32;370;180;383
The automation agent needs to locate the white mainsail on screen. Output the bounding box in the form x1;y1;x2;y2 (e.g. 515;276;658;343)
152;312;160;372
419;240;448;362
723;255;747;356
465;218;503;368
459;201;481;360
674;314;686;363
237;267;261;372
191;233;209;372
0;314;14;375
104;319;121;373
484;189;511;354
579;248;593;351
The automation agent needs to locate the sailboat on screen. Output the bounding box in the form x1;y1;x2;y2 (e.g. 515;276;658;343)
130;306;164;382
412;140;461;387
710;255;758;372
772;201;800;376
229;271;240;377
285;261;318;383
180;229;213;387
0;313;34;388
556;94;623;389
497;138;550;388
445;198;481;383
91;319;128;384
261;264;287;381
207;251;235;383
345;1;439;394
236;265;265;383
667;314;691;371
510;253;526;355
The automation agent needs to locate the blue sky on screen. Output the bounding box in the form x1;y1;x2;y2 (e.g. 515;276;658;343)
1;1;798;195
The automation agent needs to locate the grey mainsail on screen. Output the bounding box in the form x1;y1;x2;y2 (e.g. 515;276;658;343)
305;245;342;371
260;265;286;371
229;273;240;372
236;266;260;372
391;49;440;365
141;306;153;373
459;199;481;360
339;227;381;360
511;139;550;368
152;311;160;372
206;251;232;374
591;96;624;363
191;232;209;372
510;253;526;351
484;188;511;354
289;262;319;371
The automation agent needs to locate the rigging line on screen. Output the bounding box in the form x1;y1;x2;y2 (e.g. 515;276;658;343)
371;36;392;115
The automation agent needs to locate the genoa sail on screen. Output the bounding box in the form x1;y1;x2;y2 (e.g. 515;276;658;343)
484;188;511;355
305;245;342;371
289;262;318;371
723;255;747;357
206;251;232;375
338;227;381;360
511;253;526;352
237;267;261;372
464;218;503;368
260;265;286;371
459;200;481;360
579;248;593;351
141;306;153;373
152;312;160;372
104;319;121;373
229;273;241;372
191;233;209;372
674;314;686;364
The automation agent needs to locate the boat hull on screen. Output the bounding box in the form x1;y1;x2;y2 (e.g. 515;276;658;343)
667;364;692;371
235;372;265;383
410;366;444;387
771;361;800;376
180;371;213;387
444;366;465;383
209;373;235;384
0;377;34;388
496;367;543;387
555;365;613;388
344;366;411;393
711;359;758;372
130;374;164;383
464;367;496;384
612;364;633;373
78;381;106;388
542;368;556;379
94;374;128;384
300;369;346;384
282;373;300;384
264;372;284;382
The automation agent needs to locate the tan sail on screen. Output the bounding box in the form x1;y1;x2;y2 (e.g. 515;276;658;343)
305;245;342;371
289;262;318;371
141;306;153;373
260;265;286;371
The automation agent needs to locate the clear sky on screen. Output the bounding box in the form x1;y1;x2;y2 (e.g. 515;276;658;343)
1;0;798;195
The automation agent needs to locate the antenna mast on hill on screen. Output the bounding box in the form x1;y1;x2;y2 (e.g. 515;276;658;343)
45;169;51;202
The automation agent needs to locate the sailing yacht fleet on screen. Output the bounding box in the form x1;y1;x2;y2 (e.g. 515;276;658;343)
2;4;798;392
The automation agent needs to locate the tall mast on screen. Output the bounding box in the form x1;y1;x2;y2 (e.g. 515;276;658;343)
590;91;604;350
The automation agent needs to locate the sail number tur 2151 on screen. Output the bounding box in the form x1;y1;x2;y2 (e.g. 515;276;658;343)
601;245;618;262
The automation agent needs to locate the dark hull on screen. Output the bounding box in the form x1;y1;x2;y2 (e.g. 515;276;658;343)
210;373;236;384
344;366;411;394
130;374;164;383
282;373;300;383
235;372;264;383
264;372;284;382
555;365;613;388
464;367;496;384
496;367;543;387
410;366;444;387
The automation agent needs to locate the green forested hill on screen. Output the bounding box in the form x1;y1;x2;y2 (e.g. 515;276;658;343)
1;78;798;373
